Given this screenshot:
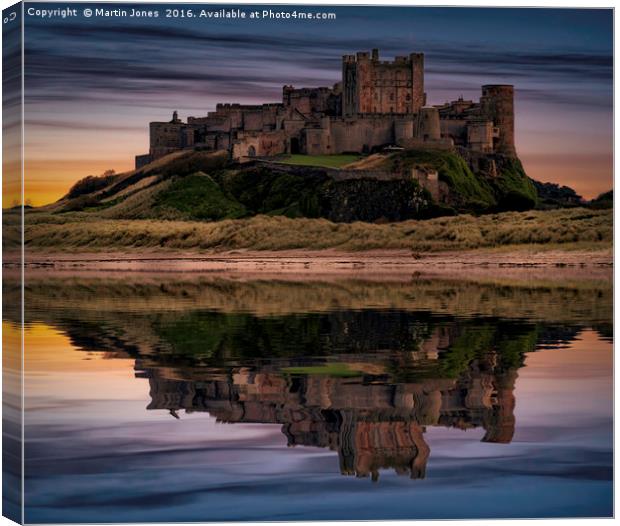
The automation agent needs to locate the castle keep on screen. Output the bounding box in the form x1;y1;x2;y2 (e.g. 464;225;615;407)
135;49;516;168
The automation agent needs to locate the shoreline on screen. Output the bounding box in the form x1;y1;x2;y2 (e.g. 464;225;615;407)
5;247;612;282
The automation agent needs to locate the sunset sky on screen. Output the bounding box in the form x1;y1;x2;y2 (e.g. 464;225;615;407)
22;4;612;205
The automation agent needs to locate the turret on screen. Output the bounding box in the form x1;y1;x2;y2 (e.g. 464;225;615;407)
480;85;516;156
417;106;441;141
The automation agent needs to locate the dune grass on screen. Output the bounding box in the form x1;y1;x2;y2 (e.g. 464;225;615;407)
10;207;611;253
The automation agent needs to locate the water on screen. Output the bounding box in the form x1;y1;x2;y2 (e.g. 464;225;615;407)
6;274;613;522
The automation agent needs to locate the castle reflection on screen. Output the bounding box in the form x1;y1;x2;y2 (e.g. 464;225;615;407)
132;323;521;481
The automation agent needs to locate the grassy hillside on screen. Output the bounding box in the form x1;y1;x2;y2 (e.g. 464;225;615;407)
492;157;538;211
11;146;607;253
218;166;325;218
46;148;546;224
153;172;246;220
389;149;497;210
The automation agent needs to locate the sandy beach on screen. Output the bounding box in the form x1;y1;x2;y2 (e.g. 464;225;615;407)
5;247;611;282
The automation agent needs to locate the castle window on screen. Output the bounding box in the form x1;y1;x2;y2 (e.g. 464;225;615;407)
406;94;411;101
390;93;394;101
390;107;394;113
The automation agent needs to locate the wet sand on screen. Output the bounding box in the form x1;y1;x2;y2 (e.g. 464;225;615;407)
5;247;612;282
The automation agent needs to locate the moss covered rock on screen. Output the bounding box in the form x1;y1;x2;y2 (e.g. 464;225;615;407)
390;149;497;211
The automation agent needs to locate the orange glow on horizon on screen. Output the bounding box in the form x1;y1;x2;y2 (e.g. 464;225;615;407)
22;322;147;405
24;158;134;207
520;152;613;201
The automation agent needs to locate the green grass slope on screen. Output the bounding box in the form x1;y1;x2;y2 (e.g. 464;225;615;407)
218;167;324;218
492;157;538;211
153;172;246;220
278;154;361;168
390;149;497;211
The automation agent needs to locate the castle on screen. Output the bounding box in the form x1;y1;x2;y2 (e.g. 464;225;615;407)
135;49;516;168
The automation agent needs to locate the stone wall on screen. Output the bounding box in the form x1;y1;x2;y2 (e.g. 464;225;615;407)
134;153;152;169
466;119;494;153
232;131;288;161
329;117;395;153
282;85;339;116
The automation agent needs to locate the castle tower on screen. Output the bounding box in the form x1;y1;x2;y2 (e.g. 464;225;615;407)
341;50;425;117
480;85;516;156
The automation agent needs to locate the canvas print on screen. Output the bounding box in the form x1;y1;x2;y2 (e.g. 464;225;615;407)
2;2;613;523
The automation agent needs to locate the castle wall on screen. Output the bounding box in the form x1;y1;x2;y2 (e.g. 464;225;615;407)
232;130;288;161
303;127;332;155
135;153;152;169
467;120;494;153
328;117;395;153
232;136;260;162
417;107;441;140
242;111;264;132
394;118;415;142
282;86;336;116
282;118;307;133
439;119;467;146
149;122;184;150
398;137;454;151
259;131;288;156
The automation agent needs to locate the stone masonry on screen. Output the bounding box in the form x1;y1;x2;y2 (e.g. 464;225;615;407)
136;49;516;168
